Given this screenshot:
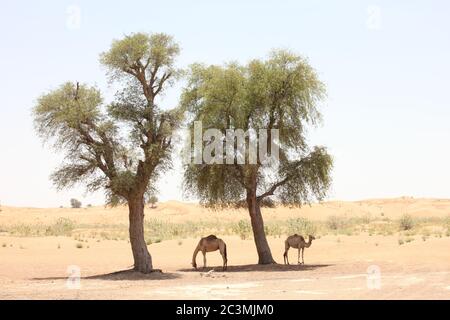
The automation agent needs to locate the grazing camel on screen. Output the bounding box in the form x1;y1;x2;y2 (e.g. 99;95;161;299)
283;234;315;265
192;235;228;271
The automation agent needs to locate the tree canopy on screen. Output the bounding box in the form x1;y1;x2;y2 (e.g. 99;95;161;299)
182;50;333;208
34;33;182;205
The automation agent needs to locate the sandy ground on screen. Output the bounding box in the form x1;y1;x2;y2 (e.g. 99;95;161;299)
0;198;450;299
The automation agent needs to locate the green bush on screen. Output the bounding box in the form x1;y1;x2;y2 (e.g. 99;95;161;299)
287;218;317;236
326;215;347;231
45;218;76;236
232;220;252;240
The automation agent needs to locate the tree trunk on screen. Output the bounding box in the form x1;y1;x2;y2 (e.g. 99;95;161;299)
128;197;153;273
247;191;276;264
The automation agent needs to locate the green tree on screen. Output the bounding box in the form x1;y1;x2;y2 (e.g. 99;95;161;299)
149;195;158;208
33;33;182;273
70;198;82;209
181;50;333;264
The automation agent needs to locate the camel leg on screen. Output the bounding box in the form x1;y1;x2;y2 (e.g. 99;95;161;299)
283;247;289;265
220;243;227;271
221;252;227;271
301;248;305;265
202;251;207;269
298;248;301;264
283;241;290;265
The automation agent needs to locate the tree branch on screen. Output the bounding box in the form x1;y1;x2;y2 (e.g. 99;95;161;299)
256;176;289;201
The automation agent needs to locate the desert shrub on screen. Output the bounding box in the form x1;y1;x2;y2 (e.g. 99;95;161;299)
76;242;83;249
445;216;450;233
45;218;76;236
360;213;372;224
405;236;414;243
326;215;347;231
399;214;414;231
287;218;317;236
70;198;82;209
264;222;283;237
232;220;252;240
9;224;36;236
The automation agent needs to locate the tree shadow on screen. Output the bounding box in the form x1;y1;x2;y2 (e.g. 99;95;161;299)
178;263;333;273
31;269;181;281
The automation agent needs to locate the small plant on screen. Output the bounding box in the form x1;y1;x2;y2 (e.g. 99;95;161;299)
405;237;414;243
326;215;347;231
233;220;252;240
76;243;83;249
57;243;61;249
398;239;404;245
422;235;427;241
146;239;152;245
287;218;317;236
2;243;6;247
399;214;414;231
361;213;372;224
177;240;183;246
45;217;76;236
154;238;162;243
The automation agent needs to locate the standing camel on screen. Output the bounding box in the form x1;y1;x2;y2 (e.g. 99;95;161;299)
192;235;228;271
283;234;315;265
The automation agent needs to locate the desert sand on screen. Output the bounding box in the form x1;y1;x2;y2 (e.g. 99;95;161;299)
0;198;449;300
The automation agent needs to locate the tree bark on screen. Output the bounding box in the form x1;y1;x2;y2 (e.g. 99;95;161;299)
128;197;153;273
247;190;276;264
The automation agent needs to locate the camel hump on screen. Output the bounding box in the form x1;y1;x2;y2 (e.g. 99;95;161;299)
205;235;218;241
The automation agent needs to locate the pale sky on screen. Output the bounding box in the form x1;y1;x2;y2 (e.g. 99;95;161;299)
1;0;449;207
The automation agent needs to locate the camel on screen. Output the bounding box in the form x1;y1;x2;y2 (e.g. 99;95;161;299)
192;235;228;271
283;234;315;265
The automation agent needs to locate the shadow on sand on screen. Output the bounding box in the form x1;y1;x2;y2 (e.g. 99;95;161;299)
178;263;333;273
31;269;181;281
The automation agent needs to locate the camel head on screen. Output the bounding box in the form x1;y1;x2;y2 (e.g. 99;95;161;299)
306;235;316;247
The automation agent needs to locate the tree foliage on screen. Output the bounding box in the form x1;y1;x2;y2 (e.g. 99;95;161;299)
33;32;182;205
70;198;82;209
182;50;333;208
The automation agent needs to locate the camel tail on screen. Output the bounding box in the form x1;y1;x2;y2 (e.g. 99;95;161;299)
224;242;227;261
